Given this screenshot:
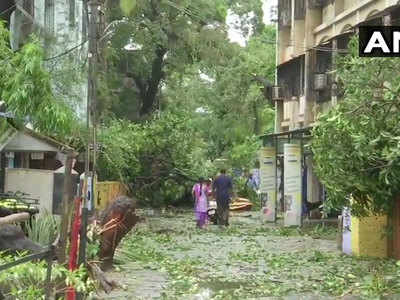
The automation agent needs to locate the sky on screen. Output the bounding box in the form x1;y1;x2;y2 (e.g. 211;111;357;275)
227;0;277;47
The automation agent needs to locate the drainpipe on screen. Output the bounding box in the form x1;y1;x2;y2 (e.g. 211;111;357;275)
274;22;279;135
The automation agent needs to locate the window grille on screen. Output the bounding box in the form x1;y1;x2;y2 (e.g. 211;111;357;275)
45;0;55;35
69;0;76;27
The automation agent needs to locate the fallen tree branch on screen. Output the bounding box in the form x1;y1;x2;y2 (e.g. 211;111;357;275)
88;262;118;294
0;213;30;225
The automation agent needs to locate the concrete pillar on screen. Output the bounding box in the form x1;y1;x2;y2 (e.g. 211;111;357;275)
306;156;320;204
275;18;282;134
290;0;295;48
275;101;283;133
331;39;338;107
303;2;321;127
304;50;314;126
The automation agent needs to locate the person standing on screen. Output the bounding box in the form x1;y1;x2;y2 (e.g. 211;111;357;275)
212;169;233;227
246;173;257;191
192;178;208;229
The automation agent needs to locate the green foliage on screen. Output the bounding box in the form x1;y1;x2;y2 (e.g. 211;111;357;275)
24;212;60;246
0;23;76;137
115;213;400;299
226;0;265;36
0;253;95;299
233;176;260;209
311;36;400;216
163;26;276;169
100;0;234;118
98;112;215;207
229;136;261;169
98;2;276;201
120;0;136;15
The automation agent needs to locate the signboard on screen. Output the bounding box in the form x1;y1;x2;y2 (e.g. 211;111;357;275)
259;147;276;222
342;207;352;255
80;173;94;211
284;144;302;226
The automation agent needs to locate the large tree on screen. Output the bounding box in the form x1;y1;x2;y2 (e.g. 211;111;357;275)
312;37;400;216
162;25;276;166
99;0;227;118
99;0;268;120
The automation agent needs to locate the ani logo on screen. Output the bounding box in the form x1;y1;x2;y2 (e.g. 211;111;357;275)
359;26;400;57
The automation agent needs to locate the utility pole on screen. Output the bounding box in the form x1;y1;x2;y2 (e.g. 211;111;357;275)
79;0;99;267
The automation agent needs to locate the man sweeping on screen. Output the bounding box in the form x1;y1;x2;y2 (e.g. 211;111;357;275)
212;169;233;227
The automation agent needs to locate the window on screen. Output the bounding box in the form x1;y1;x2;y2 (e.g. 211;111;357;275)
295;0;306;20
44;0;55;35
283;101;291;120
82;1;88;41
299;96;306;116
69;0;75;27
22;0;34;17
277;56;305;98
315;45;333;103
278;0;291;27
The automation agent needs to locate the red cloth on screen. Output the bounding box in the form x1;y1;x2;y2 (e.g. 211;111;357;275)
66;197;82;300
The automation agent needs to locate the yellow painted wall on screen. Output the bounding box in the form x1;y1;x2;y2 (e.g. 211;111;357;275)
322;3;335;24
351;215;388;258
344;0;357;11
279;27;291;65
292;20;305;58
95;181;128;211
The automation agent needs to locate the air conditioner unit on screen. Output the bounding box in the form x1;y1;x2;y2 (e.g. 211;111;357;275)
314;73;328;90
272;86;284;100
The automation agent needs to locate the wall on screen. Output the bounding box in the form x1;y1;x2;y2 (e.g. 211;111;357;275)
34;0;88;120
343;0;355;11
276;0;400;130
4;168;54;214
322;3;335;24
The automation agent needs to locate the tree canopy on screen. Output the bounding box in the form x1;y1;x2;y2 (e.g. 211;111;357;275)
311;37;400;216
96;0;276;205
99;0;270;119
98;112;216;207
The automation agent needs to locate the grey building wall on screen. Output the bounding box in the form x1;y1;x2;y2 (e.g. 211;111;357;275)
10;0;88;120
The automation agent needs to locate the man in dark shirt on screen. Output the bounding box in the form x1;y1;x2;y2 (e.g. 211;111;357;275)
212;169;233;226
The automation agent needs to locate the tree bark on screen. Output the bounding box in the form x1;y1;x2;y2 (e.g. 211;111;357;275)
57;151;77;264
253;101;260;135
99;196;138;271
0;213;30;225
137;47;167;117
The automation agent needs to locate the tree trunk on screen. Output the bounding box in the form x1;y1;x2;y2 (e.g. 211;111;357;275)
137;47;167;117
0;212;29;225
99;196;139;271
57;151;77;264
253;101;260;135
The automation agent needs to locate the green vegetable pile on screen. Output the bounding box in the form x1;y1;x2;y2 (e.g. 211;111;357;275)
0;198;38;214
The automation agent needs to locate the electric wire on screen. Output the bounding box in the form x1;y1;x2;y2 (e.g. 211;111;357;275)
44;40;88;61
0;4;17;17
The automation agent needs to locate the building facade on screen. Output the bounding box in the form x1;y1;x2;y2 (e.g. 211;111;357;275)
269;0;400;215
1;0;88;119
